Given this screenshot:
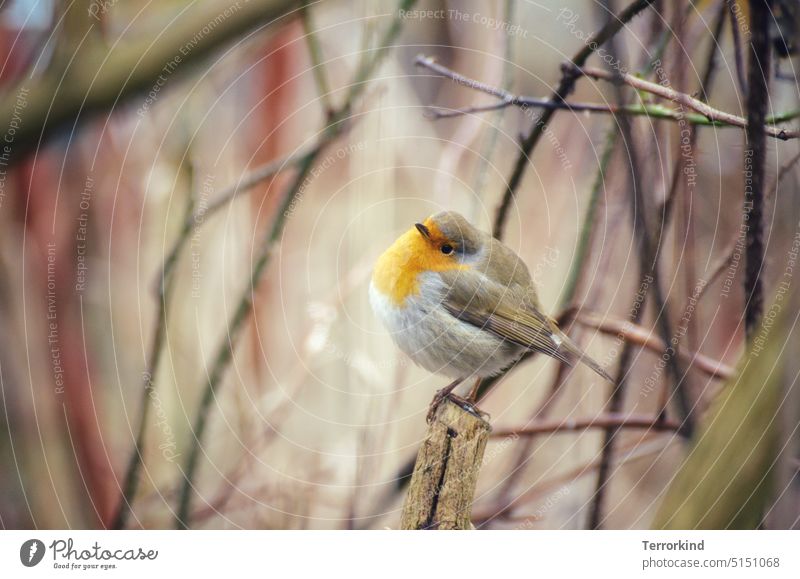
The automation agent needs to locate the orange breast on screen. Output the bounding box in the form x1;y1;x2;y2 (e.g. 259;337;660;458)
372;223;467;306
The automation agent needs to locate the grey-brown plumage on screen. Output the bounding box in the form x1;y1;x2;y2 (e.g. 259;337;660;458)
426;211;613;382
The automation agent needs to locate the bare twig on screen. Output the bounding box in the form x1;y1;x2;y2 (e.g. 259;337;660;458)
473;436;672;526
588;0;693;530
198;146;317;222
174;0;418;529
112;161;197;529
772;150;800;189
426;98;800;128
656;1;727;422
491;413;681;438
563;64;798;140
575;313;734;380
727;1;749;95
487;130;616;516
687;148;799;312
114;42;333;533
301;0;334;116
491;0;656;239
471;0;516;203
174;142;323;530
696;1;727;103
416;56;800;133
743;0;771;338
561;131;617;310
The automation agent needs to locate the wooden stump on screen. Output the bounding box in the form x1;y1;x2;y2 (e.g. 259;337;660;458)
400;399;491;529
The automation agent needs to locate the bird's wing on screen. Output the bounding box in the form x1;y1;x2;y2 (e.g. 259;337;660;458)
438;268;615;383
438;269;571;364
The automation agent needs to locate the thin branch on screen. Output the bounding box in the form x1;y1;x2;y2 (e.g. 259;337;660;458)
112;149;305;529
491;0;656;239
561;131;618;310
696;238;738;304
113;5;347;528
772;150;800;188
174;142;324;530
696;1;727;103
488;131;617;517
197;146;316;222
414;54;514;101
564;64;798;140
471;0;516;202
685;148;799;313
491;413;681;438
588;0;693;530
300;0;334;116
424;94;800;130
472;436;671;526
156;149;313;305
743;0;771;338
575;313;734;380
173;0;418;529
112;160;198;529
656;1;727;423
727;1;749;95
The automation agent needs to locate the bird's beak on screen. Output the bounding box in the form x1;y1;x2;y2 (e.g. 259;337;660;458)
415;223;431;239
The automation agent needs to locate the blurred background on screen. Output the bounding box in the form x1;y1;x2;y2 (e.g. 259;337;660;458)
0;0;799;530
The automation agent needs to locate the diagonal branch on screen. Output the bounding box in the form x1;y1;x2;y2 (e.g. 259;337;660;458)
575;313;734;380
112;144;312;529
564;64;798;140
587;0;693;530
173;0;419;529
491;0;656;239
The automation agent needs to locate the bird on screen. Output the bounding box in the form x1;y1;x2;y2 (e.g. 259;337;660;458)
369;211;613;421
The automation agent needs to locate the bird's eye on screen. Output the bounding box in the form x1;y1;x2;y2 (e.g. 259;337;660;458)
441;244;454;255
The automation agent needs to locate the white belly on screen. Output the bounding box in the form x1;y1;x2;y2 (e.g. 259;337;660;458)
369;272;521;378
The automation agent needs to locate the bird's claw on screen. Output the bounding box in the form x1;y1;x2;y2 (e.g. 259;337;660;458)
426;388;449;423
450;393;490;421
426;391;489;423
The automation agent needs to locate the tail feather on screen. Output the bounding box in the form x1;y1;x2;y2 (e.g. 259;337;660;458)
556;331;615;383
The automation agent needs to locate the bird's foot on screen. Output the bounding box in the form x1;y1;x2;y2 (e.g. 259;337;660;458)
448;393;490;421
426;378;465;423
426;391;489;422
426;388;449;423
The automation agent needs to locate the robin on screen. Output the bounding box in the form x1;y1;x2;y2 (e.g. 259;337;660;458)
369;211;613;421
